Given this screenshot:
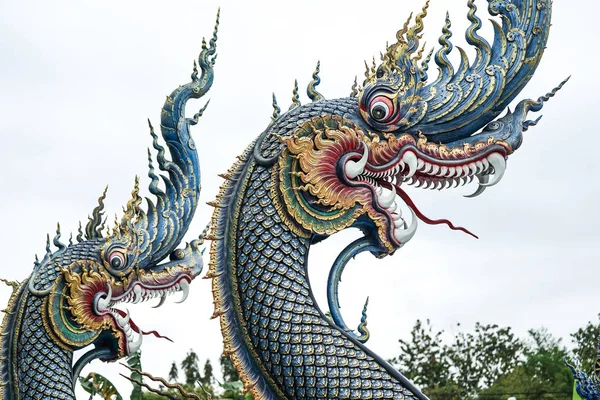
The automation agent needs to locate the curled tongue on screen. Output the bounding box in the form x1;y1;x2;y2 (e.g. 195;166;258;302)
391;183;479;239
114;309;173;343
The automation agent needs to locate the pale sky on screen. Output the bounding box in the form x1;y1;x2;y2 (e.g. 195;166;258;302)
0;0;598;398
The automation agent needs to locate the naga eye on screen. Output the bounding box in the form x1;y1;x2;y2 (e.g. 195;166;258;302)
369;96;394;122
108;251;126;270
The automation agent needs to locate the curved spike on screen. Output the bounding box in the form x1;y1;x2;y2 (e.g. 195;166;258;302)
465;0;491;71
85;186;108;240
307;61;324;102
53;223;66;254
289;79;301;111
406;0;430;56
189;99;210;126
34;254;40;268
45;234;51;256
434;12;454;85
77;221;83;243
350;76;359;98
271;93;281;121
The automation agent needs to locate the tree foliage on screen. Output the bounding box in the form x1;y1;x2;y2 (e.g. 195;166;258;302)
181;349;201;386
168;361;179;383
390;318;600;400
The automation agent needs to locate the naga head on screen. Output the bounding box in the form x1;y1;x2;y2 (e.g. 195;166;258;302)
272;0;565;256
27;14;219;362
33;182;203;361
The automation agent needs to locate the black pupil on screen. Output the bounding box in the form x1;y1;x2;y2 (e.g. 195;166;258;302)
376;69;384;78
111;256;123;269
372;105;387;120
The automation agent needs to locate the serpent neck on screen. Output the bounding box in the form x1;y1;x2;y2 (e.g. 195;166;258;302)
0;281;74;400
211;152;423;399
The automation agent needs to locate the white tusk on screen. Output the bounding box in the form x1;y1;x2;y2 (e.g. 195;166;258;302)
402;152;418;179
464;175;490;198
97;285;112;312
482;153;507;187
132;285;143;304
116;309;131;328
176;280;190;304
345;143;369;179
394;207;418;245
153;295;167;308
379;187;396;208
128;331;143;354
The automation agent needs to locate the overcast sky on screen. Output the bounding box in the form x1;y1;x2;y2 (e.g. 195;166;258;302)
1;0;598;397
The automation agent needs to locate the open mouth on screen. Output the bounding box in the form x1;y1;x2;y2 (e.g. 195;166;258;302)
94;275;191;354
345;144;508;246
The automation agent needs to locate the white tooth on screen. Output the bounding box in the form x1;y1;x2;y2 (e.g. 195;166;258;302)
393;165;400;175
394;208;418;245
376;186;383;195
392;212;402;221
402;152;418;179
153;294;167;308
379;187;396;208
475;161;484;173
423;163;433;174
452;178;461;188
447;167;456;178
423;180;432;189
462;165;470;176
461;177;469;186
415;179;424;188
431;165;440;175
345;143;369;179
417;158;425;171
96;285;112;312
389;202;397;212
116;309;131;327
482;153;507;187
481;158;490;172
464;175;490;198
469;163;478;175
133;285;143;304
176;280;190;304
454;166;463;177
128;331;143;354
399;160;405;171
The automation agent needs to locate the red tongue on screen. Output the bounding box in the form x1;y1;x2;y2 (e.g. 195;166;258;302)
114;309;173;343
391;183;479;239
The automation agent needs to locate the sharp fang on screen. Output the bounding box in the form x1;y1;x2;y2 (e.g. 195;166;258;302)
447;167;456;178
402;152;418;179
469;163;478;175
431;165;440;175
416;158;425;171
345;143;369;179
394;208;418;245
462;165;470;176
128;331;143;354
482;153;507;187
176;280;190;304
132;285;143;304
116;309;130;327
423;163;433;174
389;202;397;212
153;295;167;308
464;175;490;198
379;187;396;208
438;166;448;177
97;285;112;312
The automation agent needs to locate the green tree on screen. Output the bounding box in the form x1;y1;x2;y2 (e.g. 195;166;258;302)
221;353;240;382
181;349;201;386
127;350;143;400
200;358;214;387
480;328;573;400
168;361;179;383
389;319;454;394
571;314;600;374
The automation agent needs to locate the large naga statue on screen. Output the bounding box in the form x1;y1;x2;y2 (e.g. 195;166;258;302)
0;16;219;400
207;0;565;399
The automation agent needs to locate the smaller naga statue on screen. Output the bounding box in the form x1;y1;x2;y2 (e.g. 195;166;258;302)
0;13;220;400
